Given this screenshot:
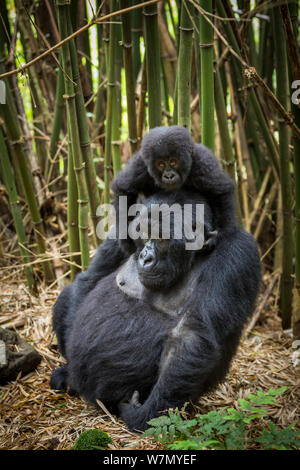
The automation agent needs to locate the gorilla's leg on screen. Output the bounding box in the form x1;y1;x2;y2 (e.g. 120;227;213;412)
50;364;68;391
50;364;77;396
52;284;74;358
119;318;222;431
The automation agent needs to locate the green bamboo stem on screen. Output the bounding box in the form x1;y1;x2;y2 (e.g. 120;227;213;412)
272;9;294;329
121;0;138;155
137;58;147;144
132;1;142;83
172;73;178;125
67;12;101;245
103;0;119;205
67;126;81;281
177;0;193;130
56;0;90;270
214;68;242;224
94;6;105;129
15;0;51;173
46;55;65;182
0;78;54;282
199;0;214;149
143;3;162;128
0;128;36;293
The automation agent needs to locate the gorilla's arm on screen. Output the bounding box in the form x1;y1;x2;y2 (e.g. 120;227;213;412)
111;152;156;253
111;152;155;203
52;237;127;359
73;237;127;299
189;144;237;241
119;230;261;431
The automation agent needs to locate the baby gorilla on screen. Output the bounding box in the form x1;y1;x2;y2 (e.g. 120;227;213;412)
50;190;261;432
112;125;236;253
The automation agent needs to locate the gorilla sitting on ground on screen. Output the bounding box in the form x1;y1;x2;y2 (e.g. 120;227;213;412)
50;189;261;432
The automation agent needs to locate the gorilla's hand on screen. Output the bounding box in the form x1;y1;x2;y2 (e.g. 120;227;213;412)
119;391;149;432
203;230;218;252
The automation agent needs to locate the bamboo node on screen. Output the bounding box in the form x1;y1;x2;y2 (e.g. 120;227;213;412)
32;219;43;226
143;11;158;17
199;42;214;48
221;158;235;167
77;199;89;205
10;137;24;145
121;41;133;49
78;225;89;230
179;26;194;32
128;137;138;144
80;142;91;149
107;82;117;87
73;163;86;171
63;93;76;100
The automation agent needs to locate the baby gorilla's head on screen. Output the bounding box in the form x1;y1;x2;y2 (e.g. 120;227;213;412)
141;126;194;190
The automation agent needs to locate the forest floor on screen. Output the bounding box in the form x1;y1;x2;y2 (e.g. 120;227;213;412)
0;274;299;450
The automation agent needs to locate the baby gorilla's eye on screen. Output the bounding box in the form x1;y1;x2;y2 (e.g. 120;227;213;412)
156;160;166;172
169;158;179;169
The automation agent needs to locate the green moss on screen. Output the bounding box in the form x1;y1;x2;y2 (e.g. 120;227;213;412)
72;429;113;450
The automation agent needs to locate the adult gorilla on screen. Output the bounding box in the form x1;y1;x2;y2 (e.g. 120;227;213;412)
51;190;261;432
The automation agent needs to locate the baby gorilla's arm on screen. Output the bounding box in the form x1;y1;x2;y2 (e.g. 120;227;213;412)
111;152;155;254
190;144;237;240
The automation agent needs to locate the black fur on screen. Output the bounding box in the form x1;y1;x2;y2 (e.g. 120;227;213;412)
51;190;261;432
111;125;236;254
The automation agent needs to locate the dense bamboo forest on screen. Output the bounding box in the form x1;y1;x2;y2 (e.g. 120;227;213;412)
0;0;300;451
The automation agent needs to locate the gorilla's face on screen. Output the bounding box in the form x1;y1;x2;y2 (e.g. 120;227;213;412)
141;126;193;191
135;238;194;291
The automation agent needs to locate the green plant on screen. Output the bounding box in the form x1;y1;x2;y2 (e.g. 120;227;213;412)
143;387;300;450
72;429;113;450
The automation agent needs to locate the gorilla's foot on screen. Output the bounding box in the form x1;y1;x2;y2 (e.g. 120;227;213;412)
50;364;69;392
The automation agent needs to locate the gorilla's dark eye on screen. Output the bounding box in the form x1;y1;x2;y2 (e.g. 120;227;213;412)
156;160;166;172
156;239;168;251
169;158;179;169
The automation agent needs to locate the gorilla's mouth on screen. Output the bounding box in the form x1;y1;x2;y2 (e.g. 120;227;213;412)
139;268;179;291
161;179;181;190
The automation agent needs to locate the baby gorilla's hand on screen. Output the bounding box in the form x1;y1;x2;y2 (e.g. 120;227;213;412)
203;230;218;251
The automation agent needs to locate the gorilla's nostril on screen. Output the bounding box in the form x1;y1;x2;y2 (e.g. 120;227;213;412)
143;254;154;266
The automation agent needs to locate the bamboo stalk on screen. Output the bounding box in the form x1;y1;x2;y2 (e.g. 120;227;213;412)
0;74;54;282
177;0;193;130
272;9;294;329
103;0;119;205
137;59;147;144
46;55;65;182
67;12;101;245
0;128;36;293
199;0;214;149
143;2;162;128
131;1;142;83
120;0;138;155
214;68;242;224
56;0;90;270
66;127;81;281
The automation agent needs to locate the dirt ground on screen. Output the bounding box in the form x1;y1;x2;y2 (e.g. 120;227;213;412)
0;277;299;450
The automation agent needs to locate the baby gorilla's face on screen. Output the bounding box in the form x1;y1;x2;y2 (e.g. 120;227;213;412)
135;237;193;291
154;157;182;190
